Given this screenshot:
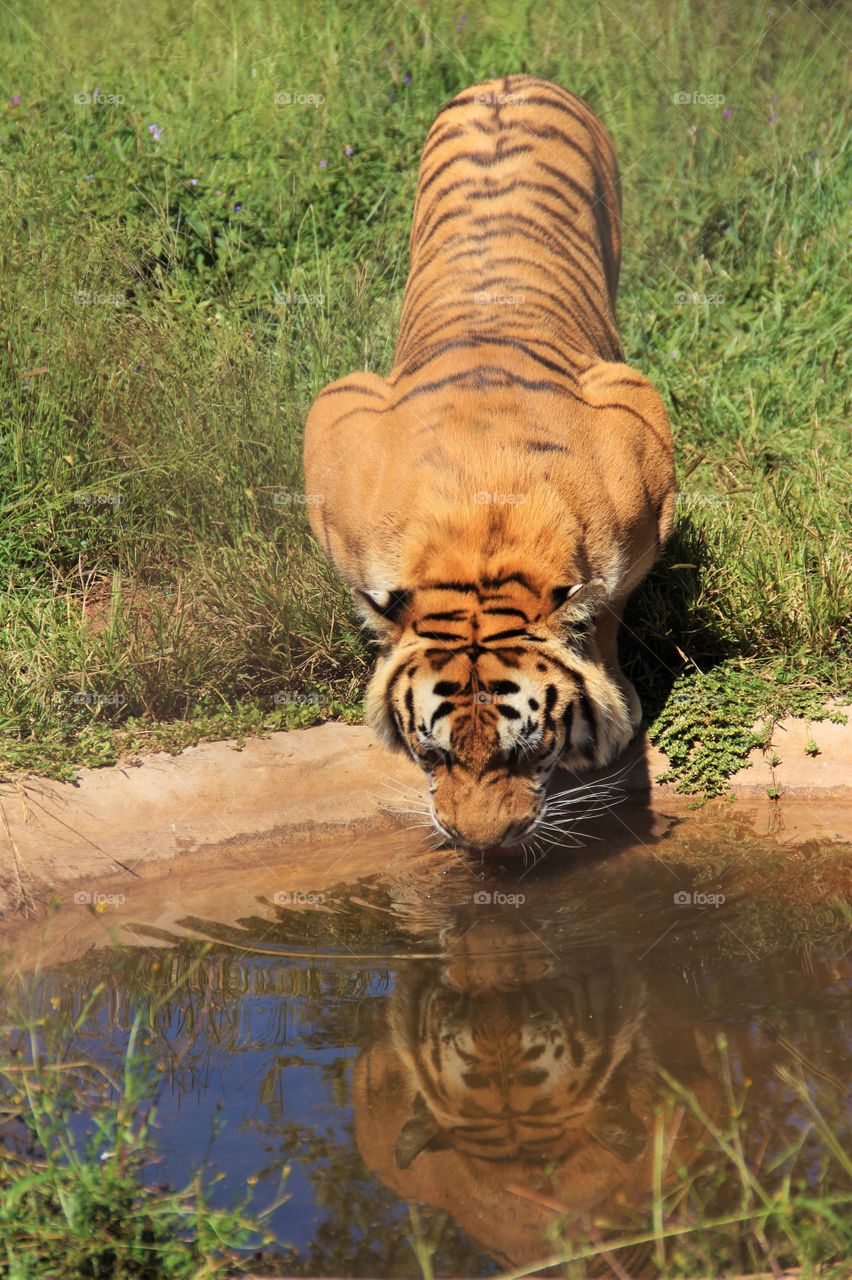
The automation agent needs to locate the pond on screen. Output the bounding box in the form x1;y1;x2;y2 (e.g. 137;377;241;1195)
5;817;852;1276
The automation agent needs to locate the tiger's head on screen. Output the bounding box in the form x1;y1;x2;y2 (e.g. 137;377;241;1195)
359;919;651;1176
358;573;634;851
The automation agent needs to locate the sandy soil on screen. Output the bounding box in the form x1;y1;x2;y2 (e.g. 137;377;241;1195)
0;711;850;935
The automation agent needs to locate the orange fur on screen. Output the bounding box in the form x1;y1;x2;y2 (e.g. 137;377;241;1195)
353;921;722;1274
304;75;676;848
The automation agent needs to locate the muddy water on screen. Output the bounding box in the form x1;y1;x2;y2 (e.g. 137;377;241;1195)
8;819;852;1276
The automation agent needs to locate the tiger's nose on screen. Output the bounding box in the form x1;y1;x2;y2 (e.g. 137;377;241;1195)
437;815;536;853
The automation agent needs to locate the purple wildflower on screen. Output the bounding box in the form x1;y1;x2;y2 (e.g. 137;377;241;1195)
457;14;467;26
234;202;241;211
403;72;411;84
8;94;21;107
190;178;198;186
147;123;162;142
722;106;732;120
319;158;328;169
344;144;353;156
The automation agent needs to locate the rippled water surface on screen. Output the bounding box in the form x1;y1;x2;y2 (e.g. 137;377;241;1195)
13;820;852;1275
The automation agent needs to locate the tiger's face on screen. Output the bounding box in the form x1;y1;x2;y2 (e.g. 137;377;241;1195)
388;931;649;1168
362;579;634;851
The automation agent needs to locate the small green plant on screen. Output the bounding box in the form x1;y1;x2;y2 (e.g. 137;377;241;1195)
805;739;821;757
524;1041;852;1280
648;663;849;797
0;982;282;1278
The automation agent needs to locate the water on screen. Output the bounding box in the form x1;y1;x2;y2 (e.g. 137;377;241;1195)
8;819;852;1276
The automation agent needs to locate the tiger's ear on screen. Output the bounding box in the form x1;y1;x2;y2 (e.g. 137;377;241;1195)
355;587;412;636
588;1101;648;1163
394;1094;450;1169
548;578;607;625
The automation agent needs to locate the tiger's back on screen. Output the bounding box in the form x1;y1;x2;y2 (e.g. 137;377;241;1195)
396;74;623;371
304;75;676;850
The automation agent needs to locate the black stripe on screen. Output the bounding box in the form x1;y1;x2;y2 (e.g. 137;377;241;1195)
481;627;532;641
561;701;574;748
425;580;479;593
393;333;580;383
430;701;454;726
526;439;569;453
482;573;536;591
415;628;464;641
418;144;535;198
576;681;599;756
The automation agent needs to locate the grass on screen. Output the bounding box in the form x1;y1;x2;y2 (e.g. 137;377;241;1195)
1;859;850;1277
0;975;282;1278
0;0;850;789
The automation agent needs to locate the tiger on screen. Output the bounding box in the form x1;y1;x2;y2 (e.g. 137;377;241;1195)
353;918;723;1275
303;74;676;851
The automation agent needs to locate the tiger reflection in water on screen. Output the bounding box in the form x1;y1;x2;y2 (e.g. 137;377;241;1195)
354;918;722;1275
